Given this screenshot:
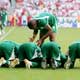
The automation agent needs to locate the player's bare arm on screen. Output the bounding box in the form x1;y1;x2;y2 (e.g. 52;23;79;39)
29;29;38;42
37;25;52;45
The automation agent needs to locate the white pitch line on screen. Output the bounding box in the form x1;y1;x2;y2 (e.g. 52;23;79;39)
0;27;16;41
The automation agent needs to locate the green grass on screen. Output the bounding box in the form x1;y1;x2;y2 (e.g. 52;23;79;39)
0;68;80;80
0;27;80;80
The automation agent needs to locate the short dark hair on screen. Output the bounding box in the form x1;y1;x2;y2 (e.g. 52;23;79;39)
27;21;33;29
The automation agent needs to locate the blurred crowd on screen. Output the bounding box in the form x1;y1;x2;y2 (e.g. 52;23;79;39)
14;0;80;17
0;0;80;26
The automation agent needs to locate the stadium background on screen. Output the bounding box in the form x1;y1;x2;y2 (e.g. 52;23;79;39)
0;0;80;80
0;0;80;28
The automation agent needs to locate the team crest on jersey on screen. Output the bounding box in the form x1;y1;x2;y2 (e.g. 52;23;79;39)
31;49;43;59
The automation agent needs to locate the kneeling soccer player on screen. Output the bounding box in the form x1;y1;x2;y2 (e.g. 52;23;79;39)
0;41;20;68
17;42;43;69
64;41;80;69
41;42;68;69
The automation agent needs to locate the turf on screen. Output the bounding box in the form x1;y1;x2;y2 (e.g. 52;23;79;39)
0;68;80;80
0;26;80;80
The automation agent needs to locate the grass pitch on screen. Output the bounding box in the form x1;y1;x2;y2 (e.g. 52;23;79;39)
0;26;80;80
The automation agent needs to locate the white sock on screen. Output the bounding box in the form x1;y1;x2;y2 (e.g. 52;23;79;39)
0;31;2;35
0;63;2;67
25;61;32;69
2;60;7;64
54;60;58;67
28;61;32;66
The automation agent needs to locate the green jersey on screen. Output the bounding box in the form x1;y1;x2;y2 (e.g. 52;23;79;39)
66;41;80;68
0;41;20;60
18;42;42;61
68;42;80;61
69;41;80;47
41;42;67;67
41;42;61;60
33;12;58;32
1;10;7;25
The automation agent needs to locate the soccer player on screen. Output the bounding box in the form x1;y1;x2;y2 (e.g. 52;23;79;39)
0;7;7;35
41;42;63;69
17;42;43;69
64;41;80;69
41;42;68;69
27;12;58;46
0;41;20;68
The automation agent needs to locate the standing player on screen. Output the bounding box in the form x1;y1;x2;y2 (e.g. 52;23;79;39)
27;12;58;46
0;7;7;35
17;42;43;69
64;41;80;69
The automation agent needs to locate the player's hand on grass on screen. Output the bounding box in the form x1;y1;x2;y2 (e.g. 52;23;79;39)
29;37;34;42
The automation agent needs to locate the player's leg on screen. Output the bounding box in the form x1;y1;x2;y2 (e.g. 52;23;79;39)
24;58;41;69
60;53;68;68
64;56;76;69
39;30;45;46
41;45;48;69
49;19;58;41
24;51;42;69
39;29;50;46
3;48;18;67
0;20;5;35
64;44;77;69
40;29;56;43
49;32;56;41
0;45;9;67
18;46;26;61
31;57;42;68
24;59;32;69
1;24;5;34
0;57;7;67
41;58;47;69
13;46;26;68
31;62;40;68
0;23;2;35
50;46;61;69
1;16;6;34
0;55;12;67
0;47;11;67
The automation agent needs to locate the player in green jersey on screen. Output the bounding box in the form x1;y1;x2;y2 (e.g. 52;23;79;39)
41;42;67;69
0;8;7;35
64;41;80;69
28;12;58;46
0;41;20;68
17;42;43;69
